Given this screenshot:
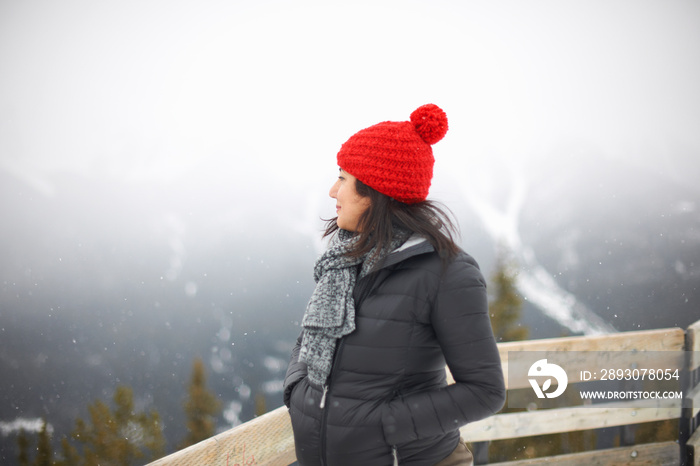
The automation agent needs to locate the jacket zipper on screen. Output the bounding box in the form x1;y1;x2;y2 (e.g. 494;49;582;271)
319;338;346;466
318;270;377;465
319;385;329;409
390;388;401;464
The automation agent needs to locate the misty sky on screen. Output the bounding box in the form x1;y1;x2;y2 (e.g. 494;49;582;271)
3;0;700;454
1;0;699;206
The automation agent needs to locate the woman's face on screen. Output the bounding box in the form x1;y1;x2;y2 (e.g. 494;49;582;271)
329;169;371;232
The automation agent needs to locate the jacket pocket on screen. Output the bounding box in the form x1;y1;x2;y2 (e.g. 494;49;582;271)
283;369;306;408
287;378;322;466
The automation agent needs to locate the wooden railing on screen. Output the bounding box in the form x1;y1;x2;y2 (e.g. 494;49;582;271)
149;319;700;466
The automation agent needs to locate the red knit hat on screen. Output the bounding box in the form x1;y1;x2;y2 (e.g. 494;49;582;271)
336;104;448;204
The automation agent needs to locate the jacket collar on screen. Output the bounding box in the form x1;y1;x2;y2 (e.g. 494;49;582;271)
380;234;434;270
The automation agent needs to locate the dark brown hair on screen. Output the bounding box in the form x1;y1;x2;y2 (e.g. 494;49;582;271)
324;178;460;262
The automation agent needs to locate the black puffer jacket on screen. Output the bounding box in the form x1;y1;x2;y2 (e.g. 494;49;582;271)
283;239;505;466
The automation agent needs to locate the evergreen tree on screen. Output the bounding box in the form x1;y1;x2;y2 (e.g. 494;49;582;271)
139;410;166;459
488;246;528;342
70;385;165;465
34;419;53;466
17;429;31;466
180;358;222;449
57;437;81;466
255;392;267;417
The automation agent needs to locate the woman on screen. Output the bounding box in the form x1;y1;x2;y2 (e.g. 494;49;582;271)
283;104;505;466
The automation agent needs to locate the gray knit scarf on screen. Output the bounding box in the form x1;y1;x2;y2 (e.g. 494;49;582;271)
299;228;410;386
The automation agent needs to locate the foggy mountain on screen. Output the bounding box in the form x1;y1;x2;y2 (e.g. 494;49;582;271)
519;144;700;332
1;145;699;463
0;166;317;459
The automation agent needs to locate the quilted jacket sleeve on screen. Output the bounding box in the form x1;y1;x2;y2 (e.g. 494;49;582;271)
283;331;307;408
381;254;506;445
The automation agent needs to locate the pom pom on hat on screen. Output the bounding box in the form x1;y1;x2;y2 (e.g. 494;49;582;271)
410;104;448;145
337;104;448;204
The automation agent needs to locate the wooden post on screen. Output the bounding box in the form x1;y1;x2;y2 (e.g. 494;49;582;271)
682;318;700;466
687;428;700;466
687;318;700;430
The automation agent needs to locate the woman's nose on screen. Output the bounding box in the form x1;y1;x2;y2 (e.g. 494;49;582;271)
329;180;339;198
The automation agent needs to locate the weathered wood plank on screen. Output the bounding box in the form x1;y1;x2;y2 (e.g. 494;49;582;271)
500;328;684;389
148;406;294;466
498;327;685;360
497;328;684;389
504;349;684;390
488;441;679;466
461;399;681;442
446;327;685;388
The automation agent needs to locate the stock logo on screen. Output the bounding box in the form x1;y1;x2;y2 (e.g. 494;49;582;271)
528;359;568;398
